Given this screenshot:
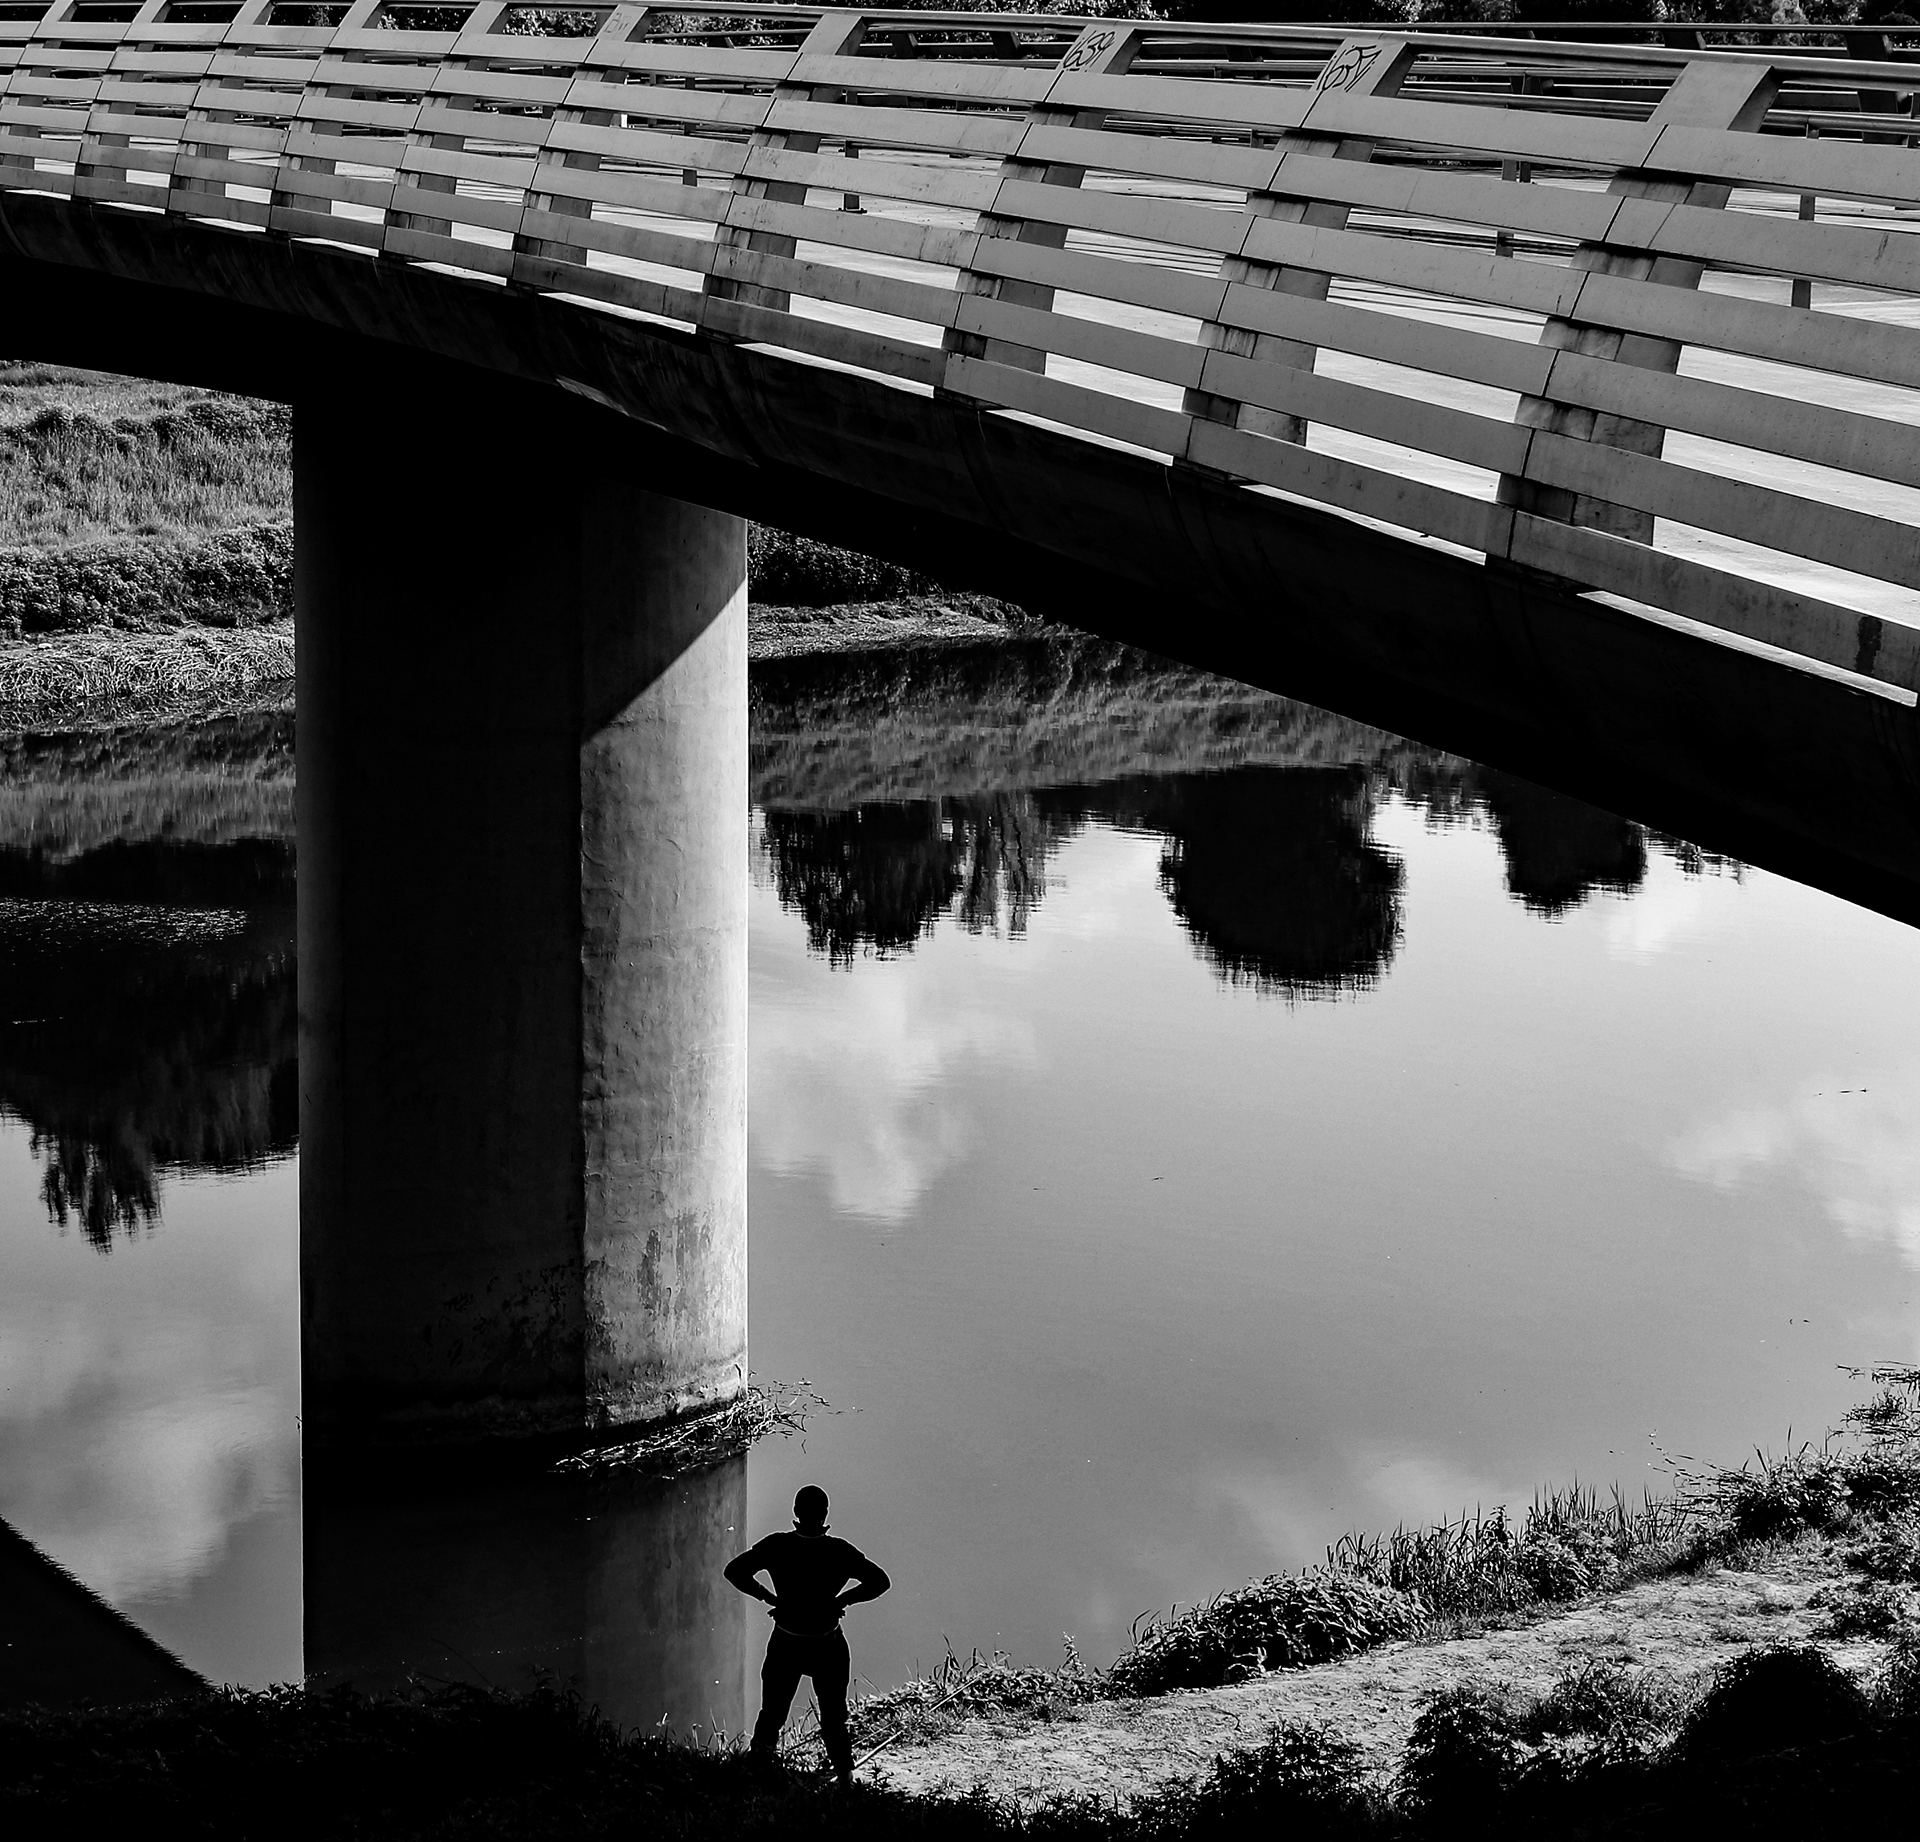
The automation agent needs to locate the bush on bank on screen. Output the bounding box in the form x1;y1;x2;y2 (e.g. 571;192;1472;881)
0;524;294;637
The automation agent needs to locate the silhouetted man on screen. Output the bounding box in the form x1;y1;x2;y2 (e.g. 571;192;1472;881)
725;1485;890;1783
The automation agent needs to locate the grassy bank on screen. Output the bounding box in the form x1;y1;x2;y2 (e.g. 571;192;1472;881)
0;361;1023;660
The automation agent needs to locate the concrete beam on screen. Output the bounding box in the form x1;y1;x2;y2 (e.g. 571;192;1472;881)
296;368;746;1444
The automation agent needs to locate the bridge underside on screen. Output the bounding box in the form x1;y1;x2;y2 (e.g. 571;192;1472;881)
7;198;1914;928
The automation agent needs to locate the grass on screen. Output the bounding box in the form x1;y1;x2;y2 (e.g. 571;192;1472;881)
0;389;290;550
0;361;1005;644
0;624;294;721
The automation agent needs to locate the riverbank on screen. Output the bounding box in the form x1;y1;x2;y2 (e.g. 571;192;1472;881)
838;1371;1920;1811
0;598;1048;732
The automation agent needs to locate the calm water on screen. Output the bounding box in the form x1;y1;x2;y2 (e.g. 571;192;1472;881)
3;642;1919;1724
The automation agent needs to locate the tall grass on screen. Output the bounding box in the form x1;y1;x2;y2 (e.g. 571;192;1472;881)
0;399;290;550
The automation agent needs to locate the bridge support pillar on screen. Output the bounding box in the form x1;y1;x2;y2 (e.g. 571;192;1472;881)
296;370;747;1446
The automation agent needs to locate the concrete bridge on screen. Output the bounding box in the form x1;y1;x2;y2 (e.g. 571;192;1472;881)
6;4;1920;1447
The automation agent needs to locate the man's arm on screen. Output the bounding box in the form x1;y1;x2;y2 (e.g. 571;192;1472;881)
835;1550;891;1612
723;1545;777;1606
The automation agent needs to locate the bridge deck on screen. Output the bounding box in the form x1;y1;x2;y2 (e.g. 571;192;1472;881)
6;7;1920;912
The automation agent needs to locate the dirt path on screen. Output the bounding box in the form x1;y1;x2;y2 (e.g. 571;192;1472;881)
866;1545;1880;1809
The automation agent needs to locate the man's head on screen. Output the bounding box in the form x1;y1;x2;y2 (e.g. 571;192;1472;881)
793;1485;830;1532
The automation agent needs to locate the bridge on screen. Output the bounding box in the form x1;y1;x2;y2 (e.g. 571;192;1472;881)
6;4;1920;1447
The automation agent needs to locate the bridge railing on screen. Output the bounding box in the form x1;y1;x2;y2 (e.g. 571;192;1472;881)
7;6;1920;696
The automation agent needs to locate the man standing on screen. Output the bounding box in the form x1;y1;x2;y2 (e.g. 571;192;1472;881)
724;1485;891;1784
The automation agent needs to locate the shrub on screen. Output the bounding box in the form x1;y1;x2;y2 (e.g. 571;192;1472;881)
1876;1631;1920;1718
1146;1723;1383;1837
1676;1645;1873;1761
1712;1445;1852;1544
1520;1658;1689;1750
0;523;292;635
1106;1571;1423;1697
1396;1683;1526;1812
1839;1445;1920;1520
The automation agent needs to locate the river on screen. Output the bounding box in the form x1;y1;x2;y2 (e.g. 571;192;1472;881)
2;635;1916;1730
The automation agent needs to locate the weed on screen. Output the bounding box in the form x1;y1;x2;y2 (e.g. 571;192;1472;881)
1133;1724;1382;1838
1710;1444;1852;1544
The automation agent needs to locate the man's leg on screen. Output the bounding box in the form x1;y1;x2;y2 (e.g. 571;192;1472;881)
751;1631;805;1759
812;1629;855;1778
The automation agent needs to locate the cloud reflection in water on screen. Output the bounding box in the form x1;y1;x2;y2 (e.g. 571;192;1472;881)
1672;1067;1920;1271
750;931;1036;1222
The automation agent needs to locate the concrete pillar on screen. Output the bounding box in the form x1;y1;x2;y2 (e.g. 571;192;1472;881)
296;364;747;1445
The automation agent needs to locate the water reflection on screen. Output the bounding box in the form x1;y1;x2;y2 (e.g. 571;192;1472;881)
756;712;1724;993
1097;769;1403;996
0;866;296;1244
1474;772;1648;917
762;769;1408;998
0;711;297;1240
761;796;1062;964
305;1458;748;1735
